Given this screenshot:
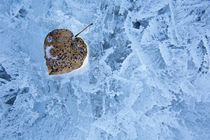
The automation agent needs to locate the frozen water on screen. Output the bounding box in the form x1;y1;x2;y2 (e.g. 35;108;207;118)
0;0;210;139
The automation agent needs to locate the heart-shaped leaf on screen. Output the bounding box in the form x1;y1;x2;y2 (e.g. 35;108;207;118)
44;23;92;75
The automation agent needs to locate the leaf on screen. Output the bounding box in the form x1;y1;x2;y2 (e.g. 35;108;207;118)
44;29;88;75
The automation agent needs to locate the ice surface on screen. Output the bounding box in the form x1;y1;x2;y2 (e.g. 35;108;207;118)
0;0;210;139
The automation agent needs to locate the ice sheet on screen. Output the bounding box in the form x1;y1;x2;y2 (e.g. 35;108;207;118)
0;0;210;139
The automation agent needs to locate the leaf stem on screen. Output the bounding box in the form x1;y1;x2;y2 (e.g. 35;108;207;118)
75;23;93;38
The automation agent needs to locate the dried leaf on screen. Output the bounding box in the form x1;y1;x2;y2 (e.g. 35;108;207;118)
44;29;87;75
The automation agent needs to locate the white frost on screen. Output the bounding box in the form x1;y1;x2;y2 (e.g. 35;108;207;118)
46;45;57;59
47;36;52;42
72;36;76;41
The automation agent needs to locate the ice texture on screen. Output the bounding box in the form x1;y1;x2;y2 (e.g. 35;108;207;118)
0;0;210;140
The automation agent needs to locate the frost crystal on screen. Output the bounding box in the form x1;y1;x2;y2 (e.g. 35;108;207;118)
46;45;57;59
47;36;52;42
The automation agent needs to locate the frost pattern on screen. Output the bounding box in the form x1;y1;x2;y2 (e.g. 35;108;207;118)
0;0;210;140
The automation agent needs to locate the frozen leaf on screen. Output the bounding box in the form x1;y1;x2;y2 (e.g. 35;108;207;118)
43;23;93;75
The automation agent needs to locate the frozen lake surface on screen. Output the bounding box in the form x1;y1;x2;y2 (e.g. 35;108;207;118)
0;0;210;139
